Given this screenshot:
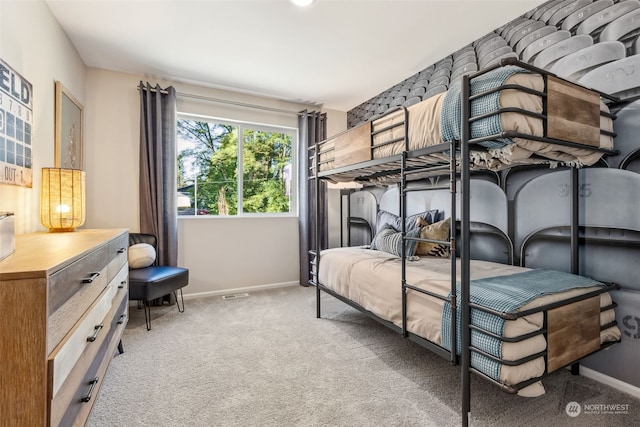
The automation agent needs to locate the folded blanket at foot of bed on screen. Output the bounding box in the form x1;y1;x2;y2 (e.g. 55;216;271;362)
441;269;619;395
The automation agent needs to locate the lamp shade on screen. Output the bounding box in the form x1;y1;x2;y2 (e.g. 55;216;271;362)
40;168;85;232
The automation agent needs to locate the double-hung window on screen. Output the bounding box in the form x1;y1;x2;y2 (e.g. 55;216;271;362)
177;114;296;216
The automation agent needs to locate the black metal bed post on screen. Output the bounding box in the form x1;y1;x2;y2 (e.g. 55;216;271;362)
450;138;458;364
401;106;409;338
340;190;345;247
401;151;408;337
570;167;579;275
346;190;352;247
570;166;581;375
315;142;322;319
460;74;472;427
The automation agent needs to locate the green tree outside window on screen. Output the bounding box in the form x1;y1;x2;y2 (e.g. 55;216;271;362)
177;118;295;216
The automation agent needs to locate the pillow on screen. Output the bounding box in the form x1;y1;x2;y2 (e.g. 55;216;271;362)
405;209;438;232
414;217;451;257
375;209;401;234
416;216;429;228
370;225;421;258
375;209;439;234
128;243;156;269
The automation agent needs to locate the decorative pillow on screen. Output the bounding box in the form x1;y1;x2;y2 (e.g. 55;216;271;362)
371;225;421;258
416;216;429;228
375;210;401;234
128;243;156;269
405;209;438;232
414;217;451;257
375;209;439;235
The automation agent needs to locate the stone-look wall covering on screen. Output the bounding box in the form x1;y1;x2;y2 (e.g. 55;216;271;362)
347;0;640;148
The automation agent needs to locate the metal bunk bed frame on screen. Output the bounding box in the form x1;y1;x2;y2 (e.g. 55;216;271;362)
308;57;620;427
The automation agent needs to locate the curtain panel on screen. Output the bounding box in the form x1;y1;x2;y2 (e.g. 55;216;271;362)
138;82;178;266
298;110;327;286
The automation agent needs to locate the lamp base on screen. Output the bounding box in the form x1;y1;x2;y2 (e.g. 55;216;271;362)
48;228;76;232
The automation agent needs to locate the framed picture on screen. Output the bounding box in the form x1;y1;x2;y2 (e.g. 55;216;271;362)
0;57;34;187
55;81;83;170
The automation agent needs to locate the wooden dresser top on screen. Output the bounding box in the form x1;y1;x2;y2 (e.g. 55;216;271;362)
0;229;128;280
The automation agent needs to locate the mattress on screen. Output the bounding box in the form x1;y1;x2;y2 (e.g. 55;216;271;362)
316;66;614;180
317;247;620;396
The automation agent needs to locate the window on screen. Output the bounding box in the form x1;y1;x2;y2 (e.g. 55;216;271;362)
177;115;296;216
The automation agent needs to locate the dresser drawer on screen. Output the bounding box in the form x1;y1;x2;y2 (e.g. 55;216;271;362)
106;233;129;280
48;270;128;427
51;294;127;427
48;244;109;315
48;264;127;399
48;265;109;354
47;235;127;354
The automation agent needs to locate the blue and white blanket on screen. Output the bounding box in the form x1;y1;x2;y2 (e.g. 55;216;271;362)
440;65;528;149
441;268;603;381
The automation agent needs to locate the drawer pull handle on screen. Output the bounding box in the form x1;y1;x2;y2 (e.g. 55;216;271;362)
87;324;104;342
118;314;127;324
117;247;127;254
118;280;126;289
81;377;99;403
82;272;101;284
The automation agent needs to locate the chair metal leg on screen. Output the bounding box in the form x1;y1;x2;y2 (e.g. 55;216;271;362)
138;290;183;331
174;288;185;313
117;340;124;354
143;300;152;331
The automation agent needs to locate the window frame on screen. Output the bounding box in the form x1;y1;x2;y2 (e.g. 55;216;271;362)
177;112;298;218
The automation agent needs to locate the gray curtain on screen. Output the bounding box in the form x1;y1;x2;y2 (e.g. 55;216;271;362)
298;110;327;286
138;82;178;266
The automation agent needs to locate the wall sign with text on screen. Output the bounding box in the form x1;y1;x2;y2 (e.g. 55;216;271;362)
0;58;33;188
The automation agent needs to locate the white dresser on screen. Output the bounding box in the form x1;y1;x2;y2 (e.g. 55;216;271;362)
0;229;129;426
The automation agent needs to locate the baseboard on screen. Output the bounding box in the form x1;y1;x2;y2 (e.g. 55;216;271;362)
579;366;640;399
182;281;299;300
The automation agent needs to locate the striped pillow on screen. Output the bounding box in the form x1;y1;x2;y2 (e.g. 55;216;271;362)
371;225;421;258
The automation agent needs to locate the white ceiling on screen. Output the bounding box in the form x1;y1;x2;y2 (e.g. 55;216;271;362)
45;0;544;112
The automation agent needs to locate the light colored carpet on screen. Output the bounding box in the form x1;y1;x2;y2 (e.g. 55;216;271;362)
88;286;639;427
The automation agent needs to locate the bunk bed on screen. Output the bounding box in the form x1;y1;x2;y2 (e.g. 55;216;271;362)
308;58;624;425
315;59;615;182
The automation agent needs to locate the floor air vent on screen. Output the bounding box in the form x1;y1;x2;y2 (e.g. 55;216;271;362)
222;293;250;300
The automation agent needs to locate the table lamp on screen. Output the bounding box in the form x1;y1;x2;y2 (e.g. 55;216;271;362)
40;168;85;232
